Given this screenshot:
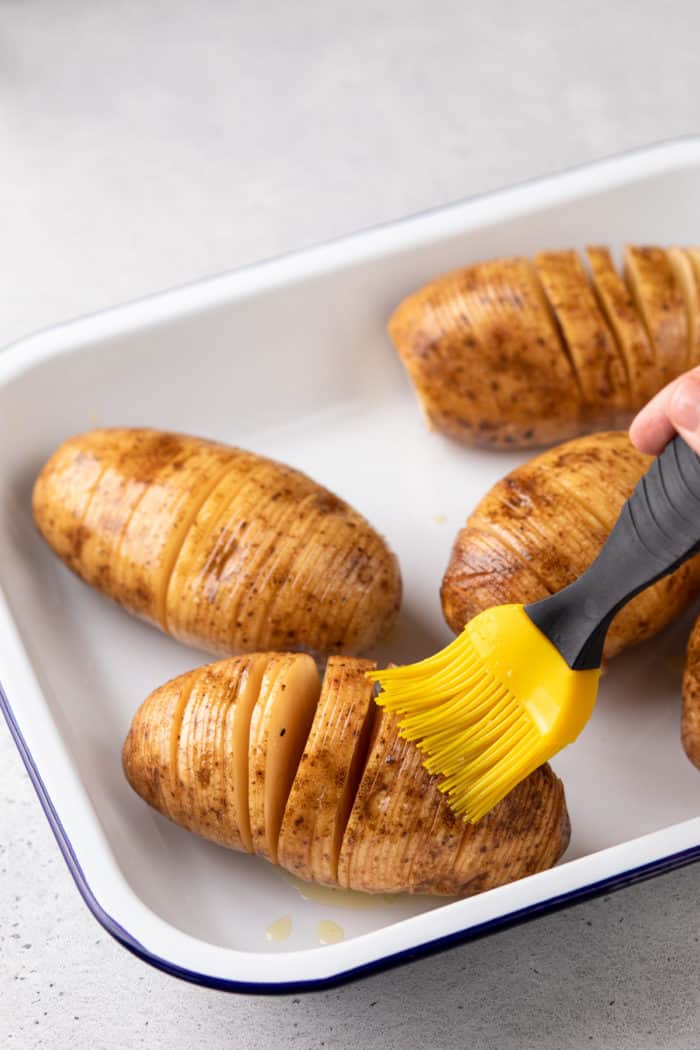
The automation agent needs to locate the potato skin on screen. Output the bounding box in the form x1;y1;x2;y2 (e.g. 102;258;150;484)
390;257;581;449
33;428;401;657
124;654;570;897
534;250;628;417
122;656;252;850
337;709;569;896
624;246;687;385
391;245;696;448
682;614;700;770
442;432;700;660
586;246;660;404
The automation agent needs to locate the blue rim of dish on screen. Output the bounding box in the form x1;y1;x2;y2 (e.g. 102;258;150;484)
2;674;700;994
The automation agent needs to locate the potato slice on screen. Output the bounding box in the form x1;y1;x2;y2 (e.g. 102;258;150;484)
337;710;425;893
682;249;700;369
682;614;700;771
337;710;569;895
174;659;251;847
624;246;687;385
228;654;270;852
163;453;313;647
34;428;401;656
388;257;580;448
586;246;660;404
247;654;321;863
442;431;700;660
534;250;629;422
666;248;700;372
277;657;376;885
122;653;270;850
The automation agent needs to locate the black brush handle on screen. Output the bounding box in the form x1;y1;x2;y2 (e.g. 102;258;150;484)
525;435;700;671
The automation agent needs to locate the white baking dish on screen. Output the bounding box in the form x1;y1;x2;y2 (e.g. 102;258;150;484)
2;139;700;992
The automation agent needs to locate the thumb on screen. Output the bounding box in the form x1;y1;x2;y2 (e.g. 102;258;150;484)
668;373;700;455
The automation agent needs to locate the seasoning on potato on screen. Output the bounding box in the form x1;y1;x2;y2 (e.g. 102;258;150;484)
682;614;700;771
123;654;570;896
390;245;700;448
33;428;401;657
442;431;700;661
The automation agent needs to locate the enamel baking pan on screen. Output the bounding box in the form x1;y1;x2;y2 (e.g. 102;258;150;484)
2;139;700;992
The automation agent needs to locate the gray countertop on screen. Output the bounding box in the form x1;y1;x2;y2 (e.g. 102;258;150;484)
1;3;699;1047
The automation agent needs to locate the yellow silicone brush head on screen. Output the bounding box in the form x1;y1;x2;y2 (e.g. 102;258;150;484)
369;604;600;822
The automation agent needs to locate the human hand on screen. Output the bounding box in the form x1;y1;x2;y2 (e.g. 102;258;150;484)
629;367;700;456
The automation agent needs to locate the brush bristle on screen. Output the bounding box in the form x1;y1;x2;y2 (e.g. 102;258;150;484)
368;604;600;822
368;630;542;822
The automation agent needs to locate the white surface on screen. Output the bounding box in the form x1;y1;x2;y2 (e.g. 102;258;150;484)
2;142;700;988
2;1;700;1045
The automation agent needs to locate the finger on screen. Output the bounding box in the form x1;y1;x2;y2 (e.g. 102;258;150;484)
668;372;700;457
629;377;682;455
629;365;700;454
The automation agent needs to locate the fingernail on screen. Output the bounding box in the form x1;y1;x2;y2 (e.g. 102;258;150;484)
670;378;700;431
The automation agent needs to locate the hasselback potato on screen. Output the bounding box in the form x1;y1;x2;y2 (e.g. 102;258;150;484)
33;428;401;657
442;431;700;661
391;246;700;448
123;654;570;896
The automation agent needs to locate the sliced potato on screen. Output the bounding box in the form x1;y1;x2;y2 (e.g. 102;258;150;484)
442;432;700;659
389;245;700;449
337;710;569;895
125;653;572;896
624;246;687;385
247;654;321;863
587;246;660;404
534;250;629;421
34;428;401;656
